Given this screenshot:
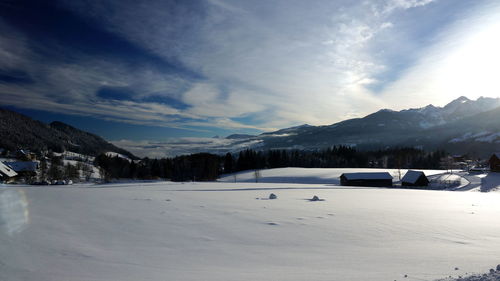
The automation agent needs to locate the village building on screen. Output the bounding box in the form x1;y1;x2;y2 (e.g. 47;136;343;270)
4;161;39;177
6;149;35;160
452;154;466;162
0;161;18;182
340;172;393;187
401;170;429;187
490;153;500;172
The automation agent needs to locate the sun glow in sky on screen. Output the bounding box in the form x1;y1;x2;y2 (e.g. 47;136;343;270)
0;0;499;140
381;3;500;107
433;20;500;101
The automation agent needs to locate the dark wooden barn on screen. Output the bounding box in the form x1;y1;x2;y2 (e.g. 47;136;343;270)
490;153;500;172
340;172;393;187
401;170;429;187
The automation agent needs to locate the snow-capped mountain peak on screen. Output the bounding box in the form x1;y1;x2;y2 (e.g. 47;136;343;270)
442;96;500;120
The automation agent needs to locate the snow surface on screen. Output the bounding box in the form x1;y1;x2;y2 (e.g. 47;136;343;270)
2;168;500;281
53;151;95;162
105;151;131;161
480;172;500;192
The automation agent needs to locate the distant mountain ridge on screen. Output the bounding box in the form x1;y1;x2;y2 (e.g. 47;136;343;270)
195;96;499;158
0;108;136;158
248;96;500;157
117;96;500;158
399;96;500;128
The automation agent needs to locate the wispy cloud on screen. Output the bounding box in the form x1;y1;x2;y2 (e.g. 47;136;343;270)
384;0;436;12
57;0;445;128
1;0;496;138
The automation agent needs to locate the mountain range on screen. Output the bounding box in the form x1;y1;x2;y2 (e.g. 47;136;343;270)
215;96;500;158
1;96;499;159
0;108;136;158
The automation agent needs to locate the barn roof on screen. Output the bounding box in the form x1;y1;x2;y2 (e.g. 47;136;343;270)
5;161;38;172
401;170;426;184
492;153;500;159
0;161;18;178
341;172;393;180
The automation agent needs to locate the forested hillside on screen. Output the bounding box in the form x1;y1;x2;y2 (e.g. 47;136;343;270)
0;108;135;158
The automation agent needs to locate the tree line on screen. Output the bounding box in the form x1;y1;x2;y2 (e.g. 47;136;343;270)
95;146;447;182
39;154;93;182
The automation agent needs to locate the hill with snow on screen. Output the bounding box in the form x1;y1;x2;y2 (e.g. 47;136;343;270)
0;108;136;158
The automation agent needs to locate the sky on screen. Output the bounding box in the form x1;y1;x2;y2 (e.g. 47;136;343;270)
1;0;500;144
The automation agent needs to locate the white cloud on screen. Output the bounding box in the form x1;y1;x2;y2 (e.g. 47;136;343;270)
0;21;30;69
380;0;436;14
390;0;435;9
182;83;268;119
5;0;498;137
56;0;404;129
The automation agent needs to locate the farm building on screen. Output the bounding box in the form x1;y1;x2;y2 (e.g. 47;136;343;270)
340;172;393;187
0;161;18;181
401;170;429;187
490;153;500;172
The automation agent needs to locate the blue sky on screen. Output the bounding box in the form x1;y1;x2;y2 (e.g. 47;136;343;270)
1;0;500;142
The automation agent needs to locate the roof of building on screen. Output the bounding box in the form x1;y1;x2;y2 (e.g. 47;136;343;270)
401;170;426;184
492;153;500;159
5;161;38;172
341;172;393;180
0;161;18;177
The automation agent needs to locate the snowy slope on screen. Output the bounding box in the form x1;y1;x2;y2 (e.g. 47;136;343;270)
2;179;500;281
105;151;132;161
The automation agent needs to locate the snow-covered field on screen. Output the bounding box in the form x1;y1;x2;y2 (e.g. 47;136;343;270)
1;168;500;281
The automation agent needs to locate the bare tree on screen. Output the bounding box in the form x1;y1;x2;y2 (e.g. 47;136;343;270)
254;169;261;183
